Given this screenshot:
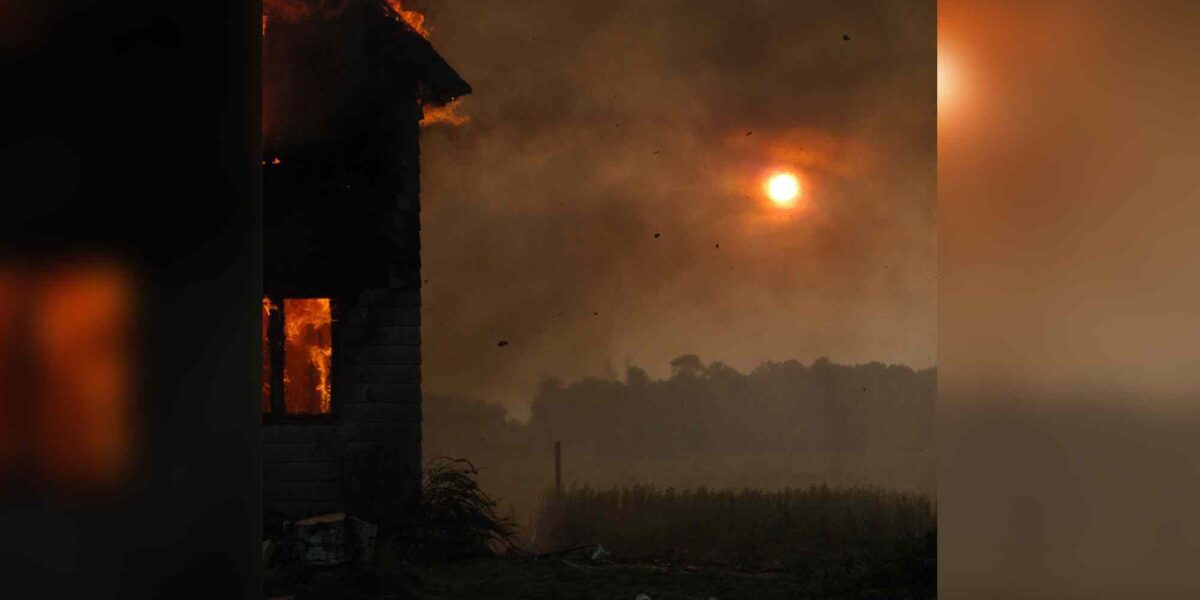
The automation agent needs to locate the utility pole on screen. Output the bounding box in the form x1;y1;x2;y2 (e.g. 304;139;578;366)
554;441;562;497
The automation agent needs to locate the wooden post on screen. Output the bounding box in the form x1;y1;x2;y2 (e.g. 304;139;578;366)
554;441;562;497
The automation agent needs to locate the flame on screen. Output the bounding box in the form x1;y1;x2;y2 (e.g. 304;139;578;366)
381;2;476;128
262;297;275;412
282;298;332;414
385;0;431;39
420;98;469;127
262;1;468;129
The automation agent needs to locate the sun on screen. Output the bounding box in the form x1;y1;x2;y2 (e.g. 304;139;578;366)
765;172;801;207
937;45;963;115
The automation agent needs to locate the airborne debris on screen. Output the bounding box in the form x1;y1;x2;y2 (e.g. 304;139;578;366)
654;233;661;238
843;34;851;41
593;312;599;316
745;131;753;136
497;340;509;347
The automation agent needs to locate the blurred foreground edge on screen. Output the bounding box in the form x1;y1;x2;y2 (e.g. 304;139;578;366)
1;1;261;598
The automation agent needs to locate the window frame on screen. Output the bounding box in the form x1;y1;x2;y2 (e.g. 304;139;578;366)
262;295;341;425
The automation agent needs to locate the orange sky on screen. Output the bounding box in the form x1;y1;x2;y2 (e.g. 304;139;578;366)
418;0;936;417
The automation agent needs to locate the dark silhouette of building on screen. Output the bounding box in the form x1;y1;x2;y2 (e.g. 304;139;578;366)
260;0;470;526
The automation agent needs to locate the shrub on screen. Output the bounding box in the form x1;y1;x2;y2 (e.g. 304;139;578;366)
390;457;520;564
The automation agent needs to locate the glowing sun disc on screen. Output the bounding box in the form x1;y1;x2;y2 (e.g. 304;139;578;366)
765;172;801;207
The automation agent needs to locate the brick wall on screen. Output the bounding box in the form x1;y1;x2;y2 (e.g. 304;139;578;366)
263;284;423;523
263;98;426;525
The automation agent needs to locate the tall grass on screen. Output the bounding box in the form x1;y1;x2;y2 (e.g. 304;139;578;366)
389;457;520;564
536;484;935;582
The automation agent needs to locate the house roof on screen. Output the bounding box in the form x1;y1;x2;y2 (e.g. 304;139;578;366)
376;4;472;106
410;35;472;106
262;1;471;298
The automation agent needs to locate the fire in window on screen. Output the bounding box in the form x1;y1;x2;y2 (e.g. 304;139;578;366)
262;297;333;415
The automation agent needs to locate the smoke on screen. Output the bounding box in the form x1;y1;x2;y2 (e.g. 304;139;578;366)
938;0;1200;407
417;0;935;415
938;2;1200;597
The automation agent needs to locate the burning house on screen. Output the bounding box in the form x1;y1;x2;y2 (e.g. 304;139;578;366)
260;0;469;525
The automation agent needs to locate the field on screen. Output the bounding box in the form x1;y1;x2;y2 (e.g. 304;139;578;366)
471;450;937;537
267;472;934;599
271;484;934;599
406;555;914;600
530;484;936;597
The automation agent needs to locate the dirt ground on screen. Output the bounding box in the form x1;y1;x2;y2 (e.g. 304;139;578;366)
268;554;932;600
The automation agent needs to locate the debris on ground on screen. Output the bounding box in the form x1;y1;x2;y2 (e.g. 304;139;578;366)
279;512;378;568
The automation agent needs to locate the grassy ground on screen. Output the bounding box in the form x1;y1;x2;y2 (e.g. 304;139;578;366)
410;555;882;600
450;450;937;536
266;463;933;599
536;485;934;575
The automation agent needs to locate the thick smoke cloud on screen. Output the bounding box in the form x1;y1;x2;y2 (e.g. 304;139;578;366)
416;0;935;415
938;2;1200;597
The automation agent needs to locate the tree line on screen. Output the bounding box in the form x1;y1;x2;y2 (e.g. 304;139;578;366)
424;356;935;463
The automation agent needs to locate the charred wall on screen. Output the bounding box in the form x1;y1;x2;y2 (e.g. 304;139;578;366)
261;102;425;523
259;0;466;524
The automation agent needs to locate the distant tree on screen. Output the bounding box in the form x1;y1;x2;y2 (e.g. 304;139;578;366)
625;366;652;388
427;357;935;491
669;354;704;378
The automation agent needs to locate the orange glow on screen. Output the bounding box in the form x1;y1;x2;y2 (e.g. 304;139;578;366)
283;298;333;414
262;297;275;413
385;0;431;39
263;0;314;28
420;98;469;127
31;262;136;489
765;172;801;207
0;269;15;479
937;47;961;113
